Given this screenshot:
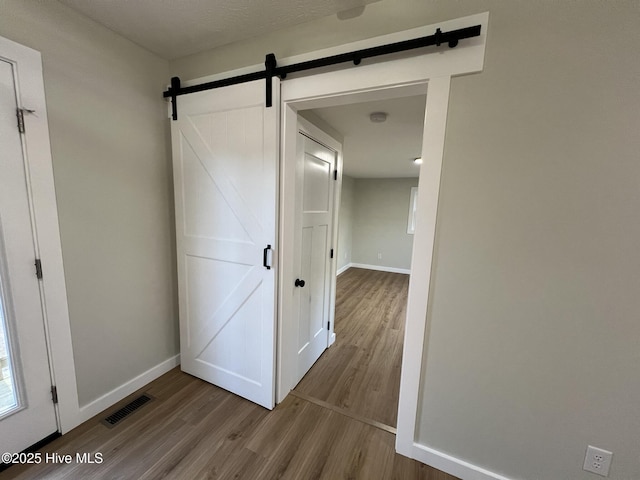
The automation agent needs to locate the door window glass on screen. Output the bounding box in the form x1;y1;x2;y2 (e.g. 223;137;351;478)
0;270;18;417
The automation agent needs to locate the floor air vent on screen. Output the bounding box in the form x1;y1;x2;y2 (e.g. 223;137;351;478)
102;394;153;428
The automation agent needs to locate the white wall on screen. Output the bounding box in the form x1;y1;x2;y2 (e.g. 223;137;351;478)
336;177;418;273
352;178;417;271
171;1;640;479
415;4;640;480
337;175;355;272
0;0;178;408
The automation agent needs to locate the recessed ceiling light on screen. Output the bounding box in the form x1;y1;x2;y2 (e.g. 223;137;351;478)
369;111;388;123
414;157;423;165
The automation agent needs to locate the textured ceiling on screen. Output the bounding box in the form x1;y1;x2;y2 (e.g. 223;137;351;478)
310;95;426;179
58;0;379;59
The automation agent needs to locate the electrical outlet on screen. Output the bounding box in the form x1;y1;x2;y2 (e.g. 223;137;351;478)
583;445;613;477
377;253;382;259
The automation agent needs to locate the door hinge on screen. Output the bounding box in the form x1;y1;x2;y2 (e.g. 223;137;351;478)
327;321;330;330
51;385;58;404
16;108;25;134
35;259;43;279
333;170;337;180
330;249;334;259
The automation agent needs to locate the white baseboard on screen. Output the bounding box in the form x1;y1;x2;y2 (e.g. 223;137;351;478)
350;263;411;275
411;443;512;480
78;354;180;423
337;263;352;276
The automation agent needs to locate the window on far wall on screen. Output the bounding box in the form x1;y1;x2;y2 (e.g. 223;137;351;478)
407;187;418;234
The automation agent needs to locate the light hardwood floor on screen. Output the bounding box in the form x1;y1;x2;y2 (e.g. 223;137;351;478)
1;268;458;480
295;268;408;429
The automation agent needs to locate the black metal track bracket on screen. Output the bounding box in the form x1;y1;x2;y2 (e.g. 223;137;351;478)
265;53;277;108
169;76;181;120
163;24;481;120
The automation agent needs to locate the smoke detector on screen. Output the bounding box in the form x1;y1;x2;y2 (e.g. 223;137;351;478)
369;112;388;123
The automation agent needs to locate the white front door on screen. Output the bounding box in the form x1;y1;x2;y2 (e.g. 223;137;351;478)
0;59;57;454
293;132;336;384
171;79;279;409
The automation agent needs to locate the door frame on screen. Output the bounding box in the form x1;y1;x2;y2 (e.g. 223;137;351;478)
0;36;79;434
275;11;488;467
278;83;430;404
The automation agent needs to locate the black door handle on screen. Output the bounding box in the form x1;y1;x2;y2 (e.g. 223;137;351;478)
295;278;305;288
263;245;271;270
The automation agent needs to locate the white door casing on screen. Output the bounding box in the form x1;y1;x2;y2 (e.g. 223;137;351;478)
171;79;279;409
0;58;57;454
293;131;336;384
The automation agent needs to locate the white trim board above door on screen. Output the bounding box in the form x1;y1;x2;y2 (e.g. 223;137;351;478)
170;14;486;108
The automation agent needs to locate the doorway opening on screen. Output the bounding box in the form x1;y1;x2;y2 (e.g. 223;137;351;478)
288;93;426;431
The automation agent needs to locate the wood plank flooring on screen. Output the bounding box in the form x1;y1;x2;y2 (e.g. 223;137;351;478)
295;268;408;428
0;268;459;480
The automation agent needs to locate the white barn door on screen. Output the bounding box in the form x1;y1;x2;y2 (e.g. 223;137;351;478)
171;79;279;409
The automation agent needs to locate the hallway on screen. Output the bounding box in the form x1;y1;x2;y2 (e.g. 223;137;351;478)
294;268;408;430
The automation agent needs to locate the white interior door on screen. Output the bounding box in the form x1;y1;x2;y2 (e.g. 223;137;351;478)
0;59;57;454
293;132;336;384
171;79;279;409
